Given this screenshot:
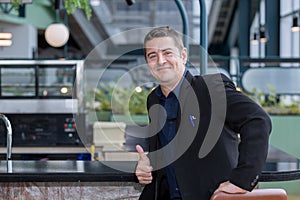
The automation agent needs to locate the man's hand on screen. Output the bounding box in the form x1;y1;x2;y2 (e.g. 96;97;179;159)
214;181;247;194
135;145;153;185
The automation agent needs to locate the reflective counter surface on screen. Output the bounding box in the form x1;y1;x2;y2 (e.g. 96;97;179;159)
0;146;299;183
0;160;137;182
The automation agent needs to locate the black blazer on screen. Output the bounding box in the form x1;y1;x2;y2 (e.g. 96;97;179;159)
138;71;272;200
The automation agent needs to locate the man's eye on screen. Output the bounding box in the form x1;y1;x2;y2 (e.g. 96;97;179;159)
148;55;157;60
165;51;173;56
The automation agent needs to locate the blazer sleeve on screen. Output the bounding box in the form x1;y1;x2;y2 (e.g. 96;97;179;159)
221;74;272;191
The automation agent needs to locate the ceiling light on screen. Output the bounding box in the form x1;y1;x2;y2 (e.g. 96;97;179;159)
0;32;12;39
291;16;300;32
0;40;12;46
125;0;135;6
259;27;267;43
45;23;69;47
251;32;259;45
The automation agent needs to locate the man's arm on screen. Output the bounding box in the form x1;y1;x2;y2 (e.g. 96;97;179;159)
219;75;272;192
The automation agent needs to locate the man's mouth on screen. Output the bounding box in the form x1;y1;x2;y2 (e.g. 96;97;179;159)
156;66;171;71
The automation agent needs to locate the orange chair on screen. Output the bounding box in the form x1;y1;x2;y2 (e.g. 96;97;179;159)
210;189;287;200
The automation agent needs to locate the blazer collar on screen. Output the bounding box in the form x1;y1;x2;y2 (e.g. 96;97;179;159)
178;70;194;102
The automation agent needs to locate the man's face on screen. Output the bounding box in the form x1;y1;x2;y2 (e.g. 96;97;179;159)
145;37;187;89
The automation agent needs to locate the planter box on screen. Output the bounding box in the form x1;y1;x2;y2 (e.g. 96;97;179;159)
93;122;126;150
111;114;148;125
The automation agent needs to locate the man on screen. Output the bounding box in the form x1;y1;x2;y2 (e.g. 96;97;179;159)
135;26;271;200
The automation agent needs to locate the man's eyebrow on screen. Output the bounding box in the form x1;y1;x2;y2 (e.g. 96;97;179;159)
147;48;173;54
162;48;173;51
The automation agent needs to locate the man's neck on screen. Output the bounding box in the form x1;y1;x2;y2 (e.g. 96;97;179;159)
160;70;186;97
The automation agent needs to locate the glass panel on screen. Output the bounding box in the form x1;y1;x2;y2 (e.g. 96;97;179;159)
38;66;75;97
1;67;36;97
242;68;300;94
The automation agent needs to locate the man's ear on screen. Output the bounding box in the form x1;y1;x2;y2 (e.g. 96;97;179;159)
181;48;188;65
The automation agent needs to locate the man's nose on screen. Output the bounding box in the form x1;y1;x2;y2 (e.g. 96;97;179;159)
157;53;166;65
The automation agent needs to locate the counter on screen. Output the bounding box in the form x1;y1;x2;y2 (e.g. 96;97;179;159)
0;147;88;154
1;145;300;183
0;146;300;199
0;160;141;199
0;160;136;182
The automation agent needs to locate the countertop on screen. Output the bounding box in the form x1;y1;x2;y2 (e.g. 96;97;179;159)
1;145;300;183
0;147;88;154
0;160;137;182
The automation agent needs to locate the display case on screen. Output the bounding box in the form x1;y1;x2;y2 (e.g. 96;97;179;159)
0;64;75;98
0;60;87;151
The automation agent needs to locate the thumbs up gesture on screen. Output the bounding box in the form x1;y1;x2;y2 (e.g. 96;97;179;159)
135;145;153;185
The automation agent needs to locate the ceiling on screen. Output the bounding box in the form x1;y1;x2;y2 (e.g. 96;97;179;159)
36;0;257;59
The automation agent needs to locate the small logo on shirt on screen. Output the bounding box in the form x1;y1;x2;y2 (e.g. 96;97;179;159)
189;115;196;127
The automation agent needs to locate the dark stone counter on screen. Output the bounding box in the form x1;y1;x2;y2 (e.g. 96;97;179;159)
0;160;137;182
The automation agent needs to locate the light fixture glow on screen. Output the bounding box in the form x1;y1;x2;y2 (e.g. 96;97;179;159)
45;23;69;47
0;40;12;46
90;0;100;6
0;32;12;39
60;87;68;94
251;32;259;45
135;86;142;93
291;16;300;32
259;27;267;43
43;90;48;96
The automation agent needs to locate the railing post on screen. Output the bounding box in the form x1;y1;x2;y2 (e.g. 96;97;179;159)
174;0;189;55
199;0;207;75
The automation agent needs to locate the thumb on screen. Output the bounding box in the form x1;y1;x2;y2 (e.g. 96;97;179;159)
136;145;148;160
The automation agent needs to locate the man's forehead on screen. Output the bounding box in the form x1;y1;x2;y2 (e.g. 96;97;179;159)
145;47;173;52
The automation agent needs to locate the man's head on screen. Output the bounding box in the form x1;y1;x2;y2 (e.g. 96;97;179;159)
143;26;187;94
144;26;184;58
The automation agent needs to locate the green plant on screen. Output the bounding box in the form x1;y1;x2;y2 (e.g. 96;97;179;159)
11;0;92;20
246;85;300;115
128;88;149;115
111;86;150;115
12;0;22;5
92;83;151;116
94;84;113;111
64;0;92;20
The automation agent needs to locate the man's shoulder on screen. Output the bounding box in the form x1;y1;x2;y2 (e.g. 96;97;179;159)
191;73;232;85
190;73;236;92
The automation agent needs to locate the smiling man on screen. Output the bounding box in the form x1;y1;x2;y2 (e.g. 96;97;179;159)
134;26;271;200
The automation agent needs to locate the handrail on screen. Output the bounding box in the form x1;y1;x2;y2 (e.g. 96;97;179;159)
199;0;207;75
174;0;189;54
260;170;300;182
